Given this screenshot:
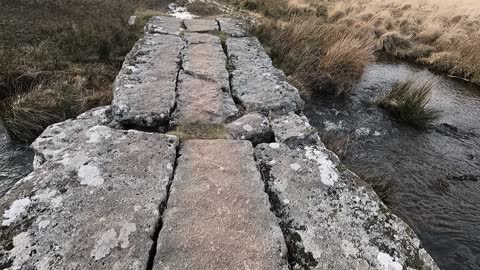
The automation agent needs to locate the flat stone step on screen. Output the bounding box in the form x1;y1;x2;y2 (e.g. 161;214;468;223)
227;37;304;114
172;33;237;126
254;142;439;270
0;114;179;269
184;19;219;33
112;17;184;130
154;140;288;270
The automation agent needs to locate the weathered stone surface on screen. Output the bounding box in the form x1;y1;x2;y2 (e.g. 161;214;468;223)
227;113;273;145
145;16;182;35
112;25;184;130
227;37;304;114
182;33;229;92
217;17;248;37
255;143;439;270
172;72;237;125
0;118;179;269
154;140;288;270
184;19;218;32
172;33;237;125
32;106;116;167
271;112;321;147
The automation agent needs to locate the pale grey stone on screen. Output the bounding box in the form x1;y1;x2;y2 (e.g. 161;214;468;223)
172;33;237;126
172;71;237;125
227;113;273;145
254;143;439;270
0;118;179;269
227;37;304;114
184;19;218;32
145;16;182;35
112;26;184;130
154;140;289;270
217;17;248;37
271;112;321;147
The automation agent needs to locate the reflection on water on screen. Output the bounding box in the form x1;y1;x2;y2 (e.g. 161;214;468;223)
304;58;480;270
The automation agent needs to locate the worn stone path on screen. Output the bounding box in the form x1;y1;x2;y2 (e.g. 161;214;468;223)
0;16;439;270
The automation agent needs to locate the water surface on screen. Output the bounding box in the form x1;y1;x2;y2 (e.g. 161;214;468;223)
304;57;480;270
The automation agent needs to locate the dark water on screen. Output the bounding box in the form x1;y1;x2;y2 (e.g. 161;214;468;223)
304;57;480;270
0;127;33;197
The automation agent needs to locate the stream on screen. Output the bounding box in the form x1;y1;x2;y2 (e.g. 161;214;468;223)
0;127;33;198
304;56;480;270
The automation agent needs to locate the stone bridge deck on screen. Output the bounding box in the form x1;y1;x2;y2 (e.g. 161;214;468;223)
0;17;438;270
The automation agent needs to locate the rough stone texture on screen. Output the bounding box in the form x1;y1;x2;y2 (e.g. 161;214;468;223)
112;20;184;130
255;143;439;270
184;19;218;32
227;37;304;114
217;17;248;37
154;140;288;270
182;33;230;91
31;106;116;167
0;117;179;269
145;16;182;35
172;71;238;125
227;113;273;145
271;112;321;147
172;33;237;125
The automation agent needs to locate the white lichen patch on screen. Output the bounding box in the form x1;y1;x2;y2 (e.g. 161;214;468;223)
38;220;51;229
87;126;113;144
304;146;339;186
377;252;402;270
290;163;301;171
269;143;280;149
118;222;137;249
91;223;137;260
78;165;104;187
91;229;118;260
324;120;345;131
2;198;32;226
168;3;197;19
10;231;33;270
355;127;371;137
242;124;253;132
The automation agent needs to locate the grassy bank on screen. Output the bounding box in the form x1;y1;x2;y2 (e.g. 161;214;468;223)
328;0;480;84
0;0;165;143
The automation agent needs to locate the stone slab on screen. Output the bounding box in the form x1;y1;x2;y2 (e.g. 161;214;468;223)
254;143;439;270
172;72;237;125
0;118;179;269
145;16;183;35
227;113;273;145
227;37;304;114
182;33;230;92
184;19;219;32
172;33;237;125
154;140;288;270
217;17;248;37
271;112;321;147
112;26;184;130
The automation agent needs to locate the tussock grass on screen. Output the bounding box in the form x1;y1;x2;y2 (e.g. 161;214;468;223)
253;18;375;95
320;131;350;160
361;174;394;205
0;0;155;143
329;0;480;84
377;79;442;128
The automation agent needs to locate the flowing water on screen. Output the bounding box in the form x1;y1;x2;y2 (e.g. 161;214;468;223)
0;127;33;197
304;56;480;270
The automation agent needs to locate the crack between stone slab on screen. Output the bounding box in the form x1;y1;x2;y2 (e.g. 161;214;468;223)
167;34;187;131
255;157;318;270
145;144;181;270
217;19;247;115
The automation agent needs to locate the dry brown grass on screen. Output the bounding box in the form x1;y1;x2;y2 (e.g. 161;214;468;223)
0;0;163;143
329;0;480;83
253;17;375;95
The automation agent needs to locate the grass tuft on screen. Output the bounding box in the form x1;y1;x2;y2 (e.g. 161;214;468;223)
377;79;442;128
